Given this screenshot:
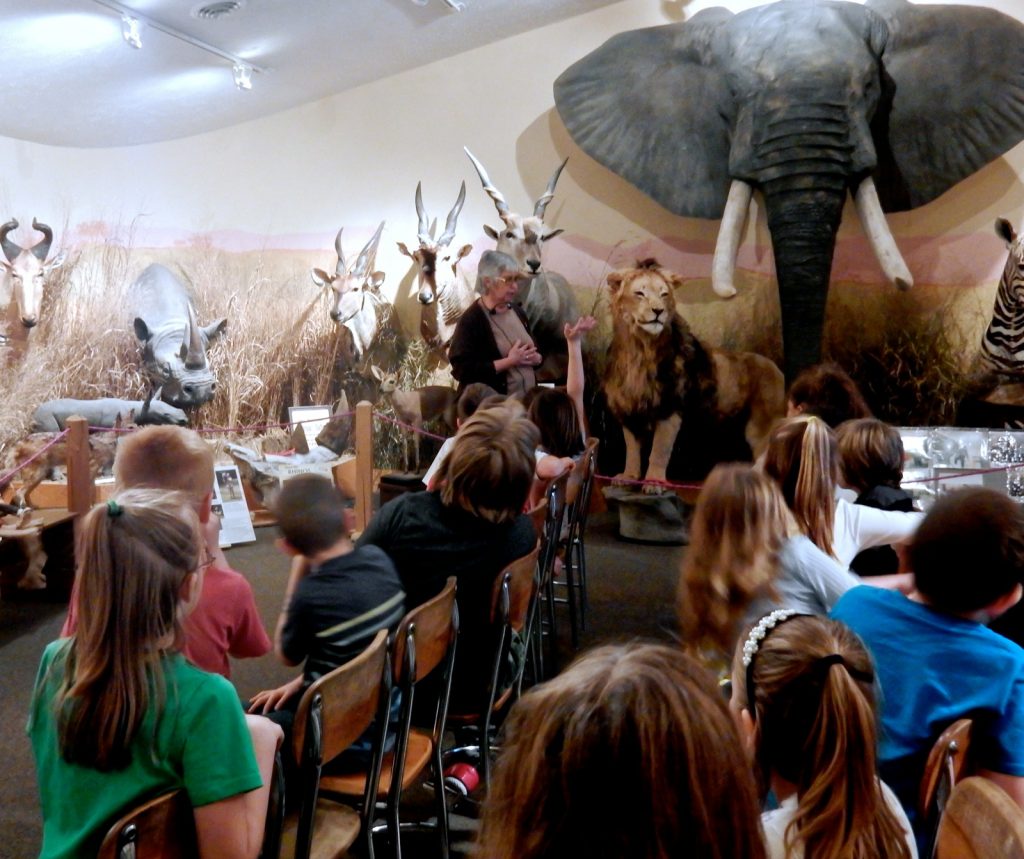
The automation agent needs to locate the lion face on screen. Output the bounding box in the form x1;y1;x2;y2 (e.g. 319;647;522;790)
607;266;678;337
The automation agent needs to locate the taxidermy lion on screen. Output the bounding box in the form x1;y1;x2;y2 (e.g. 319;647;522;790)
604;259;785;493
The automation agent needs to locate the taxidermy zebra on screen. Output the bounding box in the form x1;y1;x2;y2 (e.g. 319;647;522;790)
981;218;1024;376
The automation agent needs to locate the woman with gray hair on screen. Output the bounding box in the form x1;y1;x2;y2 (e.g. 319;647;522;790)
448;249;542;396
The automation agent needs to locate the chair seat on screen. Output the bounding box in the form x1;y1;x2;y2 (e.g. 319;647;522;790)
321;730;433;797
936;777;1024;858
282;800;361;859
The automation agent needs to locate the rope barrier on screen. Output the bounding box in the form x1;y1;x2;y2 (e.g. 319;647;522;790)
371;411;449;442
0;429;70;486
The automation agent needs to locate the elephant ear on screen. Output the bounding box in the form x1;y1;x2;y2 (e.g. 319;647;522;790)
553;8;735;220
868;0;1024;211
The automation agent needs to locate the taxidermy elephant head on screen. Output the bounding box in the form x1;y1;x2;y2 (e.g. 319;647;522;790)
554;0;1024;379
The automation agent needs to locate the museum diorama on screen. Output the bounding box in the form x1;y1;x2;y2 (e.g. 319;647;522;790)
4;0;1024;575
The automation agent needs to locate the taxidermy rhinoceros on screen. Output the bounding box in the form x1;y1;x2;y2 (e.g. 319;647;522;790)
128;264;227;409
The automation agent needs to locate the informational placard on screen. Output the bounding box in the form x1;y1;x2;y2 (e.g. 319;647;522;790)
212;464;256;546
289;405;332;453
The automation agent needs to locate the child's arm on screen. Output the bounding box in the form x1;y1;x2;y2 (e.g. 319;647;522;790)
274;555;310;667
247;675;304;715
564;316;596;437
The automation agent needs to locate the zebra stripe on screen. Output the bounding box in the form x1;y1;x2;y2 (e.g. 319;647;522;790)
982;221;1024;375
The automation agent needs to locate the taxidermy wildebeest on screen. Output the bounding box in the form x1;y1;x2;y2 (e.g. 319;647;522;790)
554;0;1024;380
128;264;227;409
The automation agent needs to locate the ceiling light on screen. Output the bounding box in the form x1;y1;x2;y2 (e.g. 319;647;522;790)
232;62;252;91
120;14;142;48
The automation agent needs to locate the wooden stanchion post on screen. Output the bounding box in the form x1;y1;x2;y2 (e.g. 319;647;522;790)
353;401;374;533
65;416;93;514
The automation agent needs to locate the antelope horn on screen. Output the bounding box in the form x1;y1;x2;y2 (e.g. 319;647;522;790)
415;182;432;246
437;182;466;248
534;158;568;218
0;218;22;262
184;303;205;368
30;218;53;261
354;221;386;277
333;227;347;276
464;147;510;218
140;385;155;419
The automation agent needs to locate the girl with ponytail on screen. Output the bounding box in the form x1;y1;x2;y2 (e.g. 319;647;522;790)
762;415;921;572
731;612;917;859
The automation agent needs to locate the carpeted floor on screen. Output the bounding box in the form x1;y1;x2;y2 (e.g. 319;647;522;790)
0;508;683;859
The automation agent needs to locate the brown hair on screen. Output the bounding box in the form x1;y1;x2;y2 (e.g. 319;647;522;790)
836;418;905;493
762;415;839;558
527;387;583;458
456;383;500;422
113;425;214;509
49;489;201;771
478;643;765;859
732;615;912;859
271;473;350;556
679;464;793;658
787;363;871;429
911;487;1024;613
440;400;538;523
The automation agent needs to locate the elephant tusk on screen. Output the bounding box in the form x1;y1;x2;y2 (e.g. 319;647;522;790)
711;180;752;299
854;177;913;291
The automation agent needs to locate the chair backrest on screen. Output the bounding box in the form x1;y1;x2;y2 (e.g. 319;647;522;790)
920;719;974;819
935;777;1024;859
392;576;459;686
490;543;541;633
576;437;600;531
97;790;197;859
540;469;569;575
292;627;392;768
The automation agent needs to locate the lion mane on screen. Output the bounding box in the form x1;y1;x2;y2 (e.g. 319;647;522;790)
604;259;785;490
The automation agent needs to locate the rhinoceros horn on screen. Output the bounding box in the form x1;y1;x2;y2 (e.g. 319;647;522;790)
0;219;22;263
183;304;206;370
353;221;386;278
333;227;347;277
30;219;53;262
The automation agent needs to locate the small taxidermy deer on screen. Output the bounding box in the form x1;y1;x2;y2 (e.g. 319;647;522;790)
370;366;457;472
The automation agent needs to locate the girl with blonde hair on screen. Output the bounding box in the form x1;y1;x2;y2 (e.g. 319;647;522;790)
477;642;766;859
762;415;921;571
731;612;916;859
28;489;281;859
680;463;857;670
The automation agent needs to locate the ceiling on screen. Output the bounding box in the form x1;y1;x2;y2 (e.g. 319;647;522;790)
0;0;616;149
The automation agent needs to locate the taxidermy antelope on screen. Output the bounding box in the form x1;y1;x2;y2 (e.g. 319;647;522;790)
312;221;400;362
0;217;65;329
465;147;579;379
397;182;474;352
371;365;457;472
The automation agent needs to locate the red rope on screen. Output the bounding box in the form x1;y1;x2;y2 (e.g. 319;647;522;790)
372;411;449;442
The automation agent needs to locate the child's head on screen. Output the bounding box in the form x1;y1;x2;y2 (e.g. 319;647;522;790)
457;383;500;424
911;487;1024;614
679;463;793;655
836;418;905;492
786;363;871;428
527;387;583;458
61;488;203;769
271;473;351;557
113;426;214;516
440;400;539;523
731;612;911;858
762;415;838;557
479;643;765;859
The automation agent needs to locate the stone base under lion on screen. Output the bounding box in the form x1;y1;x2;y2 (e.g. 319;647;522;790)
602;486;689;545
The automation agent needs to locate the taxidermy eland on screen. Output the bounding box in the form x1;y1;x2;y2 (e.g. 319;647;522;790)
397;182;474;352
465;148;578;380
128;264;227;409
0;217;65;329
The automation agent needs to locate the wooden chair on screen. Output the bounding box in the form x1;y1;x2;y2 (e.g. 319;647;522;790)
920;719;974;858
935;777;1024;859
284;627;392;859
446;543;541;788
532;470;569;674
98;790;197;859
317;577;459;859
556;437;599;648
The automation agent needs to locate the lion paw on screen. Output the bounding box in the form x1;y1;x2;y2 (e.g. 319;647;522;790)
642;481;668;495
611;472;639;487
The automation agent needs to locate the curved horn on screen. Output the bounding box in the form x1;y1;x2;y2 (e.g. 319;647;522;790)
437;182;466;248
533;158;568;218
711;180;753;299
333;227;347;276
464;147;510;218
184;303;205;368
0;219;21;263
30;218;53;262
415;182;432;246
854;177;913;291
353;221;386;277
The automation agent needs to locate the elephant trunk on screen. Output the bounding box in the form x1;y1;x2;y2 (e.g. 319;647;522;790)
762;184;846;381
